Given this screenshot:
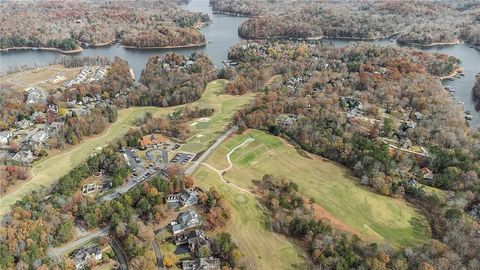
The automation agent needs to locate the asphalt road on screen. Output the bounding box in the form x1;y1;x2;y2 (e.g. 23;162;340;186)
110;234;129;270
48;226;110;260
184;126;237;175
152;240;165;270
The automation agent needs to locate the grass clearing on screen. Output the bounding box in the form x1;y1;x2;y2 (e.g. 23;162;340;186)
0;64;82;91
203;129;431;248
0;80;252;215
193;167;307;270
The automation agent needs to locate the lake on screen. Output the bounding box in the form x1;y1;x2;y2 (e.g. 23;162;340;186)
1;0;479;127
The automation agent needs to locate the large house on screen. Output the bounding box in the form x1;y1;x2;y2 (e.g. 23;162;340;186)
15;119;34;130
25;87;47;105
12;150;34;164
71;245;103;269
182;257;221;270
0;131;12;146
172;210;202;235
29;129;49;147
167;188;199;208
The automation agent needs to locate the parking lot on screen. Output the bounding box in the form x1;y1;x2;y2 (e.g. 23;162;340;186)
122;148;158;183
171;153;194;165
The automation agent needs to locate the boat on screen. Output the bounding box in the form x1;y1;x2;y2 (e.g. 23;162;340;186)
458;101;464;105
465;115;473;120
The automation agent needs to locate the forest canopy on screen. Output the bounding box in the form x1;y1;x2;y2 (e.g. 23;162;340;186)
211;0;480;46
0;0;210;50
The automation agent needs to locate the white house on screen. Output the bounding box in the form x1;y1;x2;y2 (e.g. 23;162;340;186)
0;131;12;145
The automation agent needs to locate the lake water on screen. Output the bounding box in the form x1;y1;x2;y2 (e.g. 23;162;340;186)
1;0;479;126
0;0;245;80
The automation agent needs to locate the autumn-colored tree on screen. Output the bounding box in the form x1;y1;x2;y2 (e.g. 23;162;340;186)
163;253;177;268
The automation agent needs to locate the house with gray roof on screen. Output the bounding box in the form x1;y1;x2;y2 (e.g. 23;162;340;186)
29;129;49;146
182;257;220;270
0;131;12;146
25;87;47;105
12;150;34;164
15;119;34;130
172;210;202;235
71;245;102;270
167;188;199;208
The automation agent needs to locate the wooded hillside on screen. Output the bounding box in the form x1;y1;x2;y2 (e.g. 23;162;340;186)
0;0;210;50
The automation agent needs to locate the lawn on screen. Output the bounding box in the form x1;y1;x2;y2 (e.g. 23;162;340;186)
193;167;307;270
180;80;254;153
202;129;432;248
0;80;252;215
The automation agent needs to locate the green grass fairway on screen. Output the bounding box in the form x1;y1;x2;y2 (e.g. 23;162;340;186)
0;80;252;215
180;80;254;153
193;167;307;270
203;130;431;248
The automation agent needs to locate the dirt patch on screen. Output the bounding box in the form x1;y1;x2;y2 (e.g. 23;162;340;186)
304;197;363;238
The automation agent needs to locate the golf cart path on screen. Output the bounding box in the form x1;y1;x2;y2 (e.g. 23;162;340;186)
200;137;292;245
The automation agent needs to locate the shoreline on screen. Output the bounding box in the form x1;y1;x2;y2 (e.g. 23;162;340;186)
0;46;83;54
399;40;462;47
436;67;463;81
243;32;400;42
122;42;207;50
88;40;117;48
0;41;208;54
212;10;253;17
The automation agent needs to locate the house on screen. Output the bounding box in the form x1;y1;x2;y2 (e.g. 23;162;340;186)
408;178;418;186
400;138;413;149
414;112;423;120
50;122;64;133
188;231;209;254
0;150;13;162
421;167;434;180
29;129;49;146
167;188;199;208
25;87;47;105
0;131;12;145
182;257;221;270
171;210;202;235
12;150;34;164
71;245;102;269
30;111;47;123
15;119;34;129
67;99;77;108
174;229;204;245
